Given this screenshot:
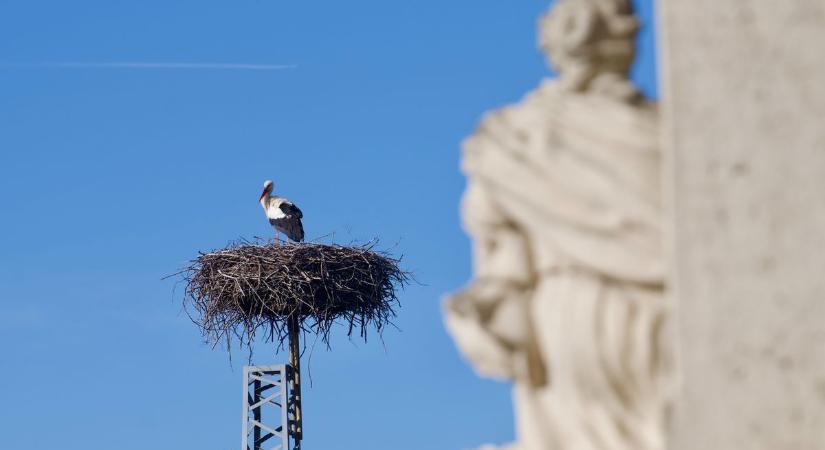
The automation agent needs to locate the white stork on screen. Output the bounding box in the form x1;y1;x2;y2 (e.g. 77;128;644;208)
259;180;305;242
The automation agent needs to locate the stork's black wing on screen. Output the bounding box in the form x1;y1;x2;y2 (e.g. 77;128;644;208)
279;202;303;219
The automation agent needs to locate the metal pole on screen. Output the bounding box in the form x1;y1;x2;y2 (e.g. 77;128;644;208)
253;378;261;448
242;366;249;450
287;315;303;448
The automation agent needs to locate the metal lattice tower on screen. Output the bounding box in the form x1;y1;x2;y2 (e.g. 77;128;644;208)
242;365;301;450
243;317;304;450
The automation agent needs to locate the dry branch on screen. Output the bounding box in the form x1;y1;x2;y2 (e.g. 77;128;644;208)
180;239;408;352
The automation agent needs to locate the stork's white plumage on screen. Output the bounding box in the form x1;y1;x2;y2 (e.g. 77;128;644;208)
259;180;305;242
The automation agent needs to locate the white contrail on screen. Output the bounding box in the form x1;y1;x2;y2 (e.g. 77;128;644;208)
0;61;297;70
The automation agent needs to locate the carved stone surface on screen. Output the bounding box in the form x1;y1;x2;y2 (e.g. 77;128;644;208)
444;1;671;449
539;0;640;101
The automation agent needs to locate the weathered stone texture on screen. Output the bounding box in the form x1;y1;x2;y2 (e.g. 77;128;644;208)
660;1;825;448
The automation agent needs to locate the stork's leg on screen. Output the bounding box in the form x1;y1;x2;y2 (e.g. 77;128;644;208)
276;230;280;244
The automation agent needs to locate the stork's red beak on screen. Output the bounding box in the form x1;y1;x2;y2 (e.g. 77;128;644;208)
259;187;268;201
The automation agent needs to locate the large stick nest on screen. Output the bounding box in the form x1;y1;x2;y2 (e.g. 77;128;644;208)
180;240;409;351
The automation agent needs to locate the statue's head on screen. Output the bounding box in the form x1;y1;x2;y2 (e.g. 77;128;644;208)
539;0;639;96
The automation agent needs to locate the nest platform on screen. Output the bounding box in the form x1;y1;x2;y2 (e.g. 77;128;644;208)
181;240;408;350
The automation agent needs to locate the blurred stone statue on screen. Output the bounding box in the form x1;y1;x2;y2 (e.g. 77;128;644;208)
444;1;672;449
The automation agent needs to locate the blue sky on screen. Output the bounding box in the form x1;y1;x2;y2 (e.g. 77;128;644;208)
0;1;656;449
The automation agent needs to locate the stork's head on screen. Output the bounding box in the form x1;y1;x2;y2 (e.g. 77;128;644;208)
260;180;274;200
